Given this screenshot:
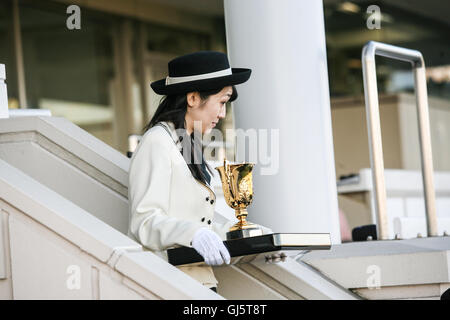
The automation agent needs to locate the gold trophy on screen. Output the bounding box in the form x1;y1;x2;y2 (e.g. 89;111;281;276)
215;158;263;240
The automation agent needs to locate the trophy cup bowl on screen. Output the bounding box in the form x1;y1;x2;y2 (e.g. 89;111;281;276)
215;159;263;240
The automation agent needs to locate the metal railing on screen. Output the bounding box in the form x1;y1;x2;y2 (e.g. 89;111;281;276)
361;41;438;240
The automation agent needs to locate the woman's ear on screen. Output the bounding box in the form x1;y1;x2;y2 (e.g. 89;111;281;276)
186;92;200;108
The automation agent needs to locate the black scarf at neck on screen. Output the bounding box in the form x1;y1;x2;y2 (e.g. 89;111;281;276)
180;131;211;185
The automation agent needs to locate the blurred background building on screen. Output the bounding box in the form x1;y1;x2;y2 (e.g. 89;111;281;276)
1;0;449;168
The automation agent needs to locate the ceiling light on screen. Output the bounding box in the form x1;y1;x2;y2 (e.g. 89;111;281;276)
337;2;361;14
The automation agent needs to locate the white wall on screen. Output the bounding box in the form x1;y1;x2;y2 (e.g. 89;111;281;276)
224;0;341;244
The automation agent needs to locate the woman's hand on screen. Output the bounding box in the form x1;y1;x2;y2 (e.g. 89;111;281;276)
192;228;231;266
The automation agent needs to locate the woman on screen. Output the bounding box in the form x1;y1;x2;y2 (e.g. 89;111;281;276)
128;51;254;291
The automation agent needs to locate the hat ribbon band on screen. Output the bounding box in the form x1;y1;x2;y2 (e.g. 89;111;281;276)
165;68;232;85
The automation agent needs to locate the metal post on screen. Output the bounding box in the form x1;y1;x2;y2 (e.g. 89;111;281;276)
0;64;8;118
361;41;438;239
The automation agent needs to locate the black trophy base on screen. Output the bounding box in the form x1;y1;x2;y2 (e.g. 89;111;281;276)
226;227;263;240
167;233;332;267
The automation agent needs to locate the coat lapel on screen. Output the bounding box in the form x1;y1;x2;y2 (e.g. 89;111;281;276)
159;121;183;152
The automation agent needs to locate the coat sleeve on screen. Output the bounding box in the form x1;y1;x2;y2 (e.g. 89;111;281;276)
128;133;204;252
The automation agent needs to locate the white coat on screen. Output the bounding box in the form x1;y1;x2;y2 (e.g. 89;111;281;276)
128;120;234;288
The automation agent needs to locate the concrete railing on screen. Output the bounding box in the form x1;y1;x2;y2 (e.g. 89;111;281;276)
301;237;450;300
0;158;220;299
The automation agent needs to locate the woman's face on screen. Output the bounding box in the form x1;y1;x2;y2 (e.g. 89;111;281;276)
186;86;232;134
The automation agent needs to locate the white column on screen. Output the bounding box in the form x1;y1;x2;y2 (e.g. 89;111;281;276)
0;64;8;119
224;0;341;243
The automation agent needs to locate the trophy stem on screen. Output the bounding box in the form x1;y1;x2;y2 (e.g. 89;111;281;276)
229;208;256;232
227;208;263;239
236;207;248;220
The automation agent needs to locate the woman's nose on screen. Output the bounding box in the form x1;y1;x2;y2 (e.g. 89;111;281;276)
219;105;226;118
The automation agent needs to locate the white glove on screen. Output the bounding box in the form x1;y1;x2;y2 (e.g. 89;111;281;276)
192;228;231;266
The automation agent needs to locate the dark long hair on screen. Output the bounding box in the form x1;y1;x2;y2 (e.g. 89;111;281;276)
143;88;227;186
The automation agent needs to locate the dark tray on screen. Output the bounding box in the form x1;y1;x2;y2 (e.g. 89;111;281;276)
167;233;331;266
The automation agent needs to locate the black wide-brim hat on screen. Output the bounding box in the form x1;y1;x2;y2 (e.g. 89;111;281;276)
150;51;251;102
